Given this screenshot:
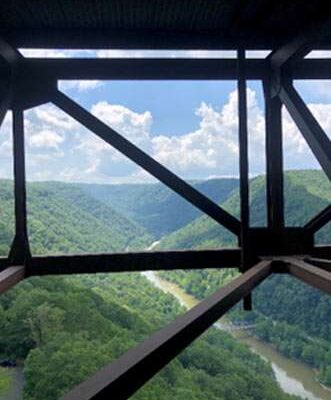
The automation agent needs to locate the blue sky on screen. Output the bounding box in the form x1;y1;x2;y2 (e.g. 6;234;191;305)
0;49;329;183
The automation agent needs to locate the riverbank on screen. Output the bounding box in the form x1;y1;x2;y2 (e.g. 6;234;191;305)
0;368;24;400
142;271;331;400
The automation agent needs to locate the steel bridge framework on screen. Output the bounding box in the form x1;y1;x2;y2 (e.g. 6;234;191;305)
0;1;330;398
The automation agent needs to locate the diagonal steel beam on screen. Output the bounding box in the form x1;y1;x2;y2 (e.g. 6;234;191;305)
268;16;331;68
0;37;22;126
0;266;25;294
278;82;331;180
52;89;241;235
61;260;272;400
282;257;331;295
304;205;331;234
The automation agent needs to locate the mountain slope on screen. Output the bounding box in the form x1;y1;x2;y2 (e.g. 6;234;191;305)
80;178;238;238
157;170;331;385
157;170;330;250
0;180;151;256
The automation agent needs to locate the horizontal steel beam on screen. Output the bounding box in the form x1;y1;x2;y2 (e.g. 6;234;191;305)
283;257;331;295
52;90;241;235
304;205;331;233
279;82;331;180
305;257;331;272
310;245;331;259
21;58;266;80
61;260;272;400
4;58;331;82
1;28;300;50
27;249;241;276
0;266;25;294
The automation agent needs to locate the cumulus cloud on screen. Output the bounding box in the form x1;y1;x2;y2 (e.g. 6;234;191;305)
0;87;330;183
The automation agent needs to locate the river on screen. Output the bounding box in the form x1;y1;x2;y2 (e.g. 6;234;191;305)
142;270;331;400
1;263;330;400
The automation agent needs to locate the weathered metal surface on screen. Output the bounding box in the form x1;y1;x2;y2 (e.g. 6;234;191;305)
0;266;25;294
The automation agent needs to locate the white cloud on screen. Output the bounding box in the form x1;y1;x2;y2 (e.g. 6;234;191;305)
0;87;330;183
29;130;64;149
151;89;265;177
59;80;103;92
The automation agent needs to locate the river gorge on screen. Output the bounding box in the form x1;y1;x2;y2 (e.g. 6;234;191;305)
142;270;331;400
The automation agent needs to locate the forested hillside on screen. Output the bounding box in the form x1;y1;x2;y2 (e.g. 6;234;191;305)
0;179;297;399
0;180;151;256
80;178;238;238
157;170;330;250
157;170;331;386
0;274;297;400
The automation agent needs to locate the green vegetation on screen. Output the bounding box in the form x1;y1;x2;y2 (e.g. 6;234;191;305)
0;368;10;394
0;274;297;400
158;170;331;386
0;180;151;256
80;178;238;238
0;170;329;398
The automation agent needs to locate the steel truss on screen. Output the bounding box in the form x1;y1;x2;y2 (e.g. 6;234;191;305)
0;32;330;399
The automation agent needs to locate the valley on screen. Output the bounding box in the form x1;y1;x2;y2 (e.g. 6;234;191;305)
0;169;329;399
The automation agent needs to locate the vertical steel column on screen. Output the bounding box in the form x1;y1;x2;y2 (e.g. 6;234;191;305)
237;49;252;310
9;108;31;265
263;78;285;231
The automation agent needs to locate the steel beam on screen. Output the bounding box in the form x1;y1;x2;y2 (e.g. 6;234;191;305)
0;266;25;294
21;58;267;81
1;28;294;50
52;90;241;236
264;80;284;229
14;58;331;82
237;49;252;310
8;109;31;264
279;82;331;181
0;58;330;86
61;260;272;400
283;257;331;295
304;205;331;234
305;257;331;272
268;17;331;68
311;245;331;259
0;37;21;126
27;249;241;276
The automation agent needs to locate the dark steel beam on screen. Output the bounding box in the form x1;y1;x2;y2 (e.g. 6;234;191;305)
291;59;331;80
27;248;241;276
311;245;331;259
1;28;294;50
0;266;25;294
8;109;31;264
52;90;241;235
3;58;331;83
0;37;21;126
283;257;331;295
264;79;285;229
268;17;331;68
20;58;267;81
61;260;272;400
304;205;331;234
279;82;331;181
0;75;11;126
305;257;331;272
237;49;252;310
